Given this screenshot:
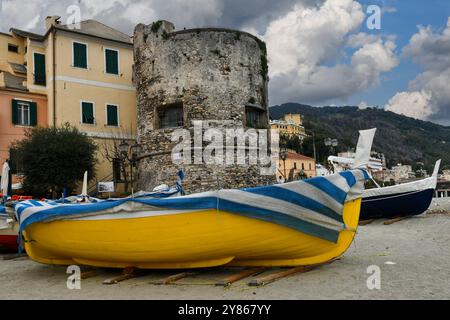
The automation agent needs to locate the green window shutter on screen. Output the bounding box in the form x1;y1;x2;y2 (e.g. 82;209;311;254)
105;49;119;74
34;53;46;86
30;102;38;126
107;105;118;126
11;99;19;125
82;102;94;124
73;42;87;68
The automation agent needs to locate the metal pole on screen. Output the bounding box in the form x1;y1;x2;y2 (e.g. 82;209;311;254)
312;132;317;161
130;160;134;195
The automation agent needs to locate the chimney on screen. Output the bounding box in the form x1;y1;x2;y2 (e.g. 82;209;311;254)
45;16;61;30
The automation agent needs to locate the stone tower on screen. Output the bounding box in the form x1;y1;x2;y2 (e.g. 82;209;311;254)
134;21;276;194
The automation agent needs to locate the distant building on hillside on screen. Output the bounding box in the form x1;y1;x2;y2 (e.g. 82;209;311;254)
270;113;307;140
277;152;316;183
441;169;450;181
373;163;416;183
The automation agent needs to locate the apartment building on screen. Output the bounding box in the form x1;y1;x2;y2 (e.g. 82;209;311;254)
270;113;307;140
1;16;137;188
277;152;316;182
0;31;47;167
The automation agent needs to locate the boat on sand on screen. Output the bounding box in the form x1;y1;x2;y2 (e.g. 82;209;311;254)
360;160;440;220
16;129;376;269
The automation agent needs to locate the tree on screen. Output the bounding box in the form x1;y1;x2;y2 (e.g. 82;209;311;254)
279;133;303;154
12;124;97;198
99;138;131;193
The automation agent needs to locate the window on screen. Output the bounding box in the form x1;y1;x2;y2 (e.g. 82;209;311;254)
301;163;305;170
81;101;95;124
12;100;37;126
158;102;184;129
73;42;88;69
294;162;297;170
106;104;119;126
33;53;46;86
309;163;312;170
8;44;19;53
245;105;266;129
105;48;119;75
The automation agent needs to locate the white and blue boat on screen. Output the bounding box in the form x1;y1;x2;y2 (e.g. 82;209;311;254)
360;160;441;220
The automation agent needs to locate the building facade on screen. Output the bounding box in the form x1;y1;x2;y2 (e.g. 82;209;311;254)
277;152;316;182
270;113;307;140
1;17;137;190
372;163;416;184
0;31;48;167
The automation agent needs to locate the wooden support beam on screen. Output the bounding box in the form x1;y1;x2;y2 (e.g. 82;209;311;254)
2;253;28;261
384;216;408;225
153;272;196;285
81;269;98;280
216;268;266;287
248;266;316;287
359;219;375;226
103;267;142;285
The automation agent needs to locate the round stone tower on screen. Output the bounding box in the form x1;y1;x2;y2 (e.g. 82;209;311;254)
134;20;276;193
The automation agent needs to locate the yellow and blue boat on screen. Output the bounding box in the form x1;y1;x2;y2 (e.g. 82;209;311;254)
15;130;376;269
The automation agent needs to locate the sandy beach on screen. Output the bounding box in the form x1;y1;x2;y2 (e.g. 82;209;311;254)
1;203;449;300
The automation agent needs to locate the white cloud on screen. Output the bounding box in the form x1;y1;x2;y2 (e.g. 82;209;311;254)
358;101;371;109
385;90;434;120
265;0;398;105
0;0;401;107
382;6;397;14
385;17;450;124
265;0;365;77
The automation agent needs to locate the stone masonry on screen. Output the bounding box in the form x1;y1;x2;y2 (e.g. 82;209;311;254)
134;20;276;193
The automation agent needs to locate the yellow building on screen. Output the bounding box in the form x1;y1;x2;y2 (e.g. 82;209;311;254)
1;16;137;191
270;113;307;139
277;152;316;182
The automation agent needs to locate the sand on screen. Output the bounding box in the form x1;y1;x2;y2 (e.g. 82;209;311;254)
0;207;449;300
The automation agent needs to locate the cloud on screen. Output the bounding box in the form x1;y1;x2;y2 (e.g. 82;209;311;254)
358;101;371;109
0;0;308;35
265;0;398;105
385;90;435;119
0;0;400;107
385;17;450;124
381;6;397;14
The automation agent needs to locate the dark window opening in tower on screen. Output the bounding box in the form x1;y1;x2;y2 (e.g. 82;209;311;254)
245;105;265;129
158;102;184;129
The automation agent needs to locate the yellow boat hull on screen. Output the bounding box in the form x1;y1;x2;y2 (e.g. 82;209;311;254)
23;199;361;269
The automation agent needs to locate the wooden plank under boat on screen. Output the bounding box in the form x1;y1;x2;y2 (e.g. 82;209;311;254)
360;160;441;220
16;129;376;270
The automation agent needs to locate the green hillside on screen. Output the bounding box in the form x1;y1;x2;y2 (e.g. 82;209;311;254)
270;103;450;172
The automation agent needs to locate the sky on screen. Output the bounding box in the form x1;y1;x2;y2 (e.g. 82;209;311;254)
1;0;450;124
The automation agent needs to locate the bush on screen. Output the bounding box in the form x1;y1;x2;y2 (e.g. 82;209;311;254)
12;124;97;198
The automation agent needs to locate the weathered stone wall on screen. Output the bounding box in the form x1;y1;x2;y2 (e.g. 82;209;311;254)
134;20;276;193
